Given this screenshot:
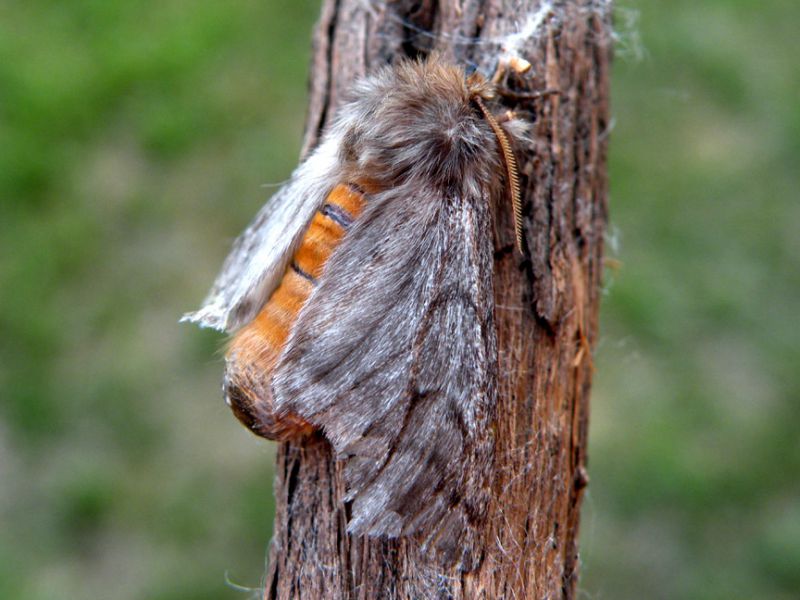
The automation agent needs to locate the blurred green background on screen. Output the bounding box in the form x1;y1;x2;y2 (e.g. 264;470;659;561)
1;1;797;598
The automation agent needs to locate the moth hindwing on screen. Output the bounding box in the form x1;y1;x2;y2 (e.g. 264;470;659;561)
187;56;525;570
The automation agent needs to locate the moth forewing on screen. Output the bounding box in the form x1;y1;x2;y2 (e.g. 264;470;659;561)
272;180;498;571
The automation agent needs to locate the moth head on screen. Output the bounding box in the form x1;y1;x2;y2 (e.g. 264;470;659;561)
336;57;503;195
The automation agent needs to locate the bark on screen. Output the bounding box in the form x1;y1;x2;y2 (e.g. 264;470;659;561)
264;1;611;597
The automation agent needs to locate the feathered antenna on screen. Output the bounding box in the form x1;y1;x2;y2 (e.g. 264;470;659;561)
473;96;524;254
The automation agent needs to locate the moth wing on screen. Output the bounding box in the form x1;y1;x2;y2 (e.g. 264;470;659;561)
273;182;497;569
181;136;341;332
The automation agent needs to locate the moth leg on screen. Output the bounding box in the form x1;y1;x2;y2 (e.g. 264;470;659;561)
491;55;532;84
496;109;517;124
490;53;561;101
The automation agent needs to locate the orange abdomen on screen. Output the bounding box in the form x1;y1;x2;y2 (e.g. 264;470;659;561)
224;183;366;439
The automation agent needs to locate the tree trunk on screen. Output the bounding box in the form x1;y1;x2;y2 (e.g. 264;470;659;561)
264;1;611;597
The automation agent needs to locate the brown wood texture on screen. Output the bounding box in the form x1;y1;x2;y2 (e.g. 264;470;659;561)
265;1;611;597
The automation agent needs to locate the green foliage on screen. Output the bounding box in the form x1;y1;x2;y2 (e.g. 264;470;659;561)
0;1;313;598
1;1;797;598
582;2;800;598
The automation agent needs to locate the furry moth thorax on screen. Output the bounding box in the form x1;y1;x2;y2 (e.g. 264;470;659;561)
337;59;509;198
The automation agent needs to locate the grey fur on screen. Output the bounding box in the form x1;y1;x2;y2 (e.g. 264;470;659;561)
272;60;504;570
274;182;497;570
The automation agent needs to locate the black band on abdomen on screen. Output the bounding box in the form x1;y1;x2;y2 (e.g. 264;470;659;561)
320;203;354;229
290;262;317;284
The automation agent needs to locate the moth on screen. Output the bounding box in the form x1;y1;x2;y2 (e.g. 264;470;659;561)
183;55;526;570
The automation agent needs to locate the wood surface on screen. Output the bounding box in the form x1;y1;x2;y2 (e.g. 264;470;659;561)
264;1;611;597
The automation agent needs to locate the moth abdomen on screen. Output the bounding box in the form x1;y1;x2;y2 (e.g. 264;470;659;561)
224;182;367;440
